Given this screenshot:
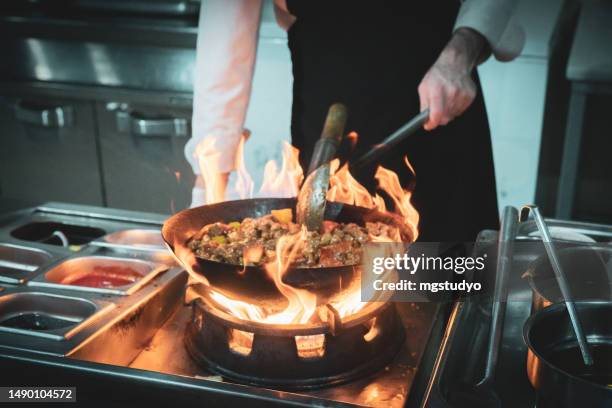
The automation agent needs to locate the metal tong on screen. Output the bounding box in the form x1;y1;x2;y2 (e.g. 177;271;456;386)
451;206;518;407
520;205;594;366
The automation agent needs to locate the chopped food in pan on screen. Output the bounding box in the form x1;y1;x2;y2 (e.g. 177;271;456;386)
188;209;400;267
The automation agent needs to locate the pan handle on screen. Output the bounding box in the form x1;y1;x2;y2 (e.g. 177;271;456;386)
477;206;518;387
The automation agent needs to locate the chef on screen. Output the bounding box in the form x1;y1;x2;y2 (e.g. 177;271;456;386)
185;0;524;242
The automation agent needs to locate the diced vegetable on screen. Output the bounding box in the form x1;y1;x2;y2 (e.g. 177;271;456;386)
211;235;227;244
271;208;293;224
243;244;264;265
188;212;401;268
320;232;332;245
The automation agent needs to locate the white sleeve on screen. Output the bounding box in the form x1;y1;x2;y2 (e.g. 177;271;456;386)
454;0;525;62
185;0;263;175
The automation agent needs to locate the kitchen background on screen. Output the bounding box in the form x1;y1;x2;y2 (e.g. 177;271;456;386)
0;0;610;223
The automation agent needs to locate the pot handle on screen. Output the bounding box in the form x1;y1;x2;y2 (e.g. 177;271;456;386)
477;206;519;387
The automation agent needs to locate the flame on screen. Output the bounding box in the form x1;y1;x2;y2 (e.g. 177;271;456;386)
263;227;317;324
329;277;368;316
258;142;304;198
374;157;419;240
192;134;420;327
327;157;419;241
234;135;254;200
327;160;380;209
196;137;227;204
347;131;359;150
210;227;317;325
196;134;418;242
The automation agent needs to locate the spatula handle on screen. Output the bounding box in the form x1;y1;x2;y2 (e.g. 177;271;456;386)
307;103;348;175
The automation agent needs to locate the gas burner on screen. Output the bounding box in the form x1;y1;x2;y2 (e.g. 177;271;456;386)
184;285;405;389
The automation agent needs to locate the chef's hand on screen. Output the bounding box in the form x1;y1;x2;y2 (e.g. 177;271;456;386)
418;28;487;131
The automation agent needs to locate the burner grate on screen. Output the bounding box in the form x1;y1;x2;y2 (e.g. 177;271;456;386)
184;288;405;389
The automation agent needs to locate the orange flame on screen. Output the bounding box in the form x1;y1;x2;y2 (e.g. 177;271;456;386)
209;227;318;325
234;135;254;200
263;227;317;324
192;135;419;326
257;142;304;198
347;131;359;150
196;137;227;204
375;157;419;240
327;157;419;241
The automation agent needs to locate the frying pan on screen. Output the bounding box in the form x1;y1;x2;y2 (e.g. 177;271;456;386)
162;198;413;300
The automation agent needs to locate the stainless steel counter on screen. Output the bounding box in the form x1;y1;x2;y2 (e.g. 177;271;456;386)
128;301;442;407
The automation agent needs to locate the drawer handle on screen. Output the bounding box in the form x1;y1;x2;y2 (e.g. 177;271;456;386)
116;111;189;138
75;0;199;16
14;102;74;128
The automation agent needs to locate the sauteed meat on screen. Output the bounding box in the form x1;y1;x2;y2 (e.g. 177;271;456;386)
188;209;399;267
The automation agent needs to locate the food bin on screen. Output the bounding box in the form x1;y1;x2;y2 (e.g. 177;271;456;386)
0;291;105;340
0;243;55;284
29;256;167;295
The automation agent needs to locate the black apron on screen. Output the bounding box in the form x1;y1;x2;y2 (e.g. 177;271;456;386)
285;0;499;242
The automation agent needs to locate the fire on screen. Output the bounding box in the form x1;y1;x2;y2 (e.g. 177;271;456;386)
374;157;419;241
258;142;304;198
211;227;317;325
195;134;418;241
196;137;227;205
234;135;254;200
326;158;419;241
192;133;419;326
327;159;379;209
347;131;359;150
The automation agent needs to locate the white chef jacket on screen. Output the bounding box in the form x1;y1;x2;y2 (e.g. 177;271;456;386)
185;0;524;179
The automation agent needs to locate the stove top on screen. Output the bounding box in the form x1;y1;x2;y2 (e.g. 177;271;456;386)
130;300;441;407
2;202;609;407
0;202;446;407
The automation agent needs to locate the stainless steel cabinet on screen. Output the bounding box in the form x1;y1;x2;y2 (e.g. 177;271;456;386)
0;95;104;205
96;102;194;213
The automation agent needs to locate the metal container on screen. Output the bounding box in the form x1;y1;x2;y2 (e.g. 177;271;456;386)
0;243;55;284
517;218;612;243
91;228;167;252
29;255;168;295
0;267;186;362
68;267;188;366
525;246;612;312
0;203;167;252
0;291;110;341
524;301;612;408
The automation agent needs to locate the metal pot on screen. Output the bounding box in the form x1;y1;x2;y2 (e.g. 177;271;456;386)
523;301;612;408
525;246;611;312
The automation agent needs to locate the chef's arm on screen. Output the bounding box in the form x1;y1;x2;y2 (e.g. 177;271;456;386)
185;0;263;206
419;0;524;130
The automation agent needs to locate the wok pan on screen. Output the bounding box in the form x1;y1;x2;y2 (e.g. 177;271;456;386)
162;198;412;300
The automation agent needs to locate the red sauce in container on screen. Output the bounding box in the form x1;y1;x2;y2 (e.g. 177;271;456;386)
61;265;143;288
